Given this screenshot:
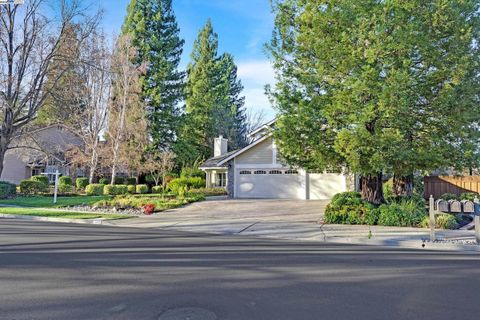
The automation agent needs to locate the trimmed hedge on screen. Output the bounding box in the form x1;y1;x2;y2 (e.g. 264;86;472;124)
85;184;105;196
167;177;205;194
0;181;17;198
30;175;49;186
99;178;109;185
188;188;227;196
127;185;136;194
59;176;72;186
104;184;128;195
76;177;89;190
324;192;377;225
20;180;48;195
136;184;149;194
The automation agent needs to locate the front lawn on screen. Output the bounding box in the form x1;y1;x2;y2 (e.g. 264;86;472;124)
0;195;111;208
0;207;128;220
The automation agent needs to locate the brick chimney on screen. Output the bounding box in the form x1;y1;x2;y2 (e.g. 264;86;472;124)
214;136;228;157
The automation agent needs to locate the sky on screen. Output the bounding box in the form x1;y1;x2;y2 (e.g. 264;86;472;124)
98;0;277;120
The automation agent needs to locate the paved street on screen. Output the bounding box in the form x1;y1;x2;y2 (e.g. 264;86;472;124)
1;219;480;320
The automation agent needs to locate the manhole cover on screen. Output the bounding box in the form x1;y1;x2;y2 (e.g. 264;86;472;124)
158;307;217;320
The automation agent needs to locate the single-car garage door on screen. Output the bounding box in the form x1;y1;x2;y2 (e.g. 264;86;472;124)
236;169;304;199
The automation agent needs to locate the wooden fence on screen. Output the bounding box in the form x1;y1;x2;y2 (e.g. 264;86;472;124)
424;176;480;199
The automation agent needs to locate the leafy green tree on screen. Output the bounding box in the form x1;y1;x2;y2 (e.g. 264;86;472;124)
178;20;247;163
268;0;480;204
122;0;185;150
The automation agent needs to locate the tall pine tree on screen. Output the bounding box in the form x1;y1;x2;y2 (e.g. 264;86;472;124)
122;0;184;150
176;20;247;163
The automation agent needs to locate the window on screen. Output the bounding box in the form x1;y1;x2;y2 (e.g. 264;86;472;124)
254;170;267;175
216;173;227;187
269;170;283;175
285;170;299;175
239;170;252;175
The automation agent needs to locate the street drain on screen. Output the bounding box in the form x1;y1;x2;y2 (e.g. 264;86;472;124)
158;307;217;320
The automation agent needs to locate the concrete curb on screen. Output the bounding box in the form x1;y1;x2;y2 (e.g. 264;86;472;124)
0;213;125;225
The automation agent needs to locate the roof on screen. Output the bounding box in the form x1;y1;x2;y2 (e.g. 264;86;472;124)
199;149;238;169
247;118;277;138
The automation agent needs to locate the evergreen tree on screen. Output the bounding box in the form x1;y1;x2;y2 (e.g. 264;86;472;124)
268;0;480;204
122;0;184;150
177;20;247;163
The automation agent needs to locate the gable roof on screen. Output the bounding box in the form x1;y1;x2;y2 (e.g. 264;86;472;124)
247;118;277;138
199;149;238;169
216;133;272;167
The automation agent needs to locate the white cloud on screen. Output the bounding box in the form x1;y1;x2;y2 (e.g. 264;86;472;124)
237;60;276;86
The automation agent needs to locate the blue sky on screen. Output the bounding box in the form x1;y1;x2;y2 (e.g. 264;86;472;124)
99;0;277;120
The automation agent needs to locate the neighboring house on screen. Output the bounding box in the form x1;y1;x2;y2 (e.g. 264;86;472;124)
200;121;355;199
0;125;84;185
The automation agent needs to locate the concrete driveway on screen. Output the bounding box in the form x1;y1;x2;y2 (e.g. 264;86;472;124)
107;199;329;240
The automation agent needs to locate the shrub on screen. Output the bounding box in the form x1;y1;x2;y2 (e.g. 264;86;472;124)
143;203;155;215
99;178;109;185
76;177;89;191
58;176;72;186
113;176;125;185
30;175;49;186
136;184;149;194
188;188;227;196
180;167;205;179
167;177;205;194
421;214;458;230
413;175;424;198
460;192;479;201
58;184;73;194
324;192;377;225
376;198;426;227
127;185;136;194
104;184;128;195
440;193;457;201
85;184;105;196
383;179;395;203
152;186;163;194
0;181;17;198
125;177;137;185
20;180;48;195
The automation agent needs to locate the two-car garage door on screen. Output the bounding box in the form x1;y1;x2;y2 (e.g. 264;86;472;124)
235;169;347;200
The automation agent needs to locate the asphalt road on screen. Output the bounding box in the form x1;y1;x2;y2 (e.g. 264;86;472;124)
1;220;480;320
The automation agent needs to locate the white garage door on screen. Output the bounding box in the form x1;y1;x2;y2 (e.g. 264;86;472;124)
236;169;305;199
308;173;347;200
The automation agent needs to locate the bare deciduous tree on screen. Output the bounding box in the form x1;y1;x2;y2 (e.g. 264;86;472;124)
107;34;145;185
141;151;175;188
0;0;98;176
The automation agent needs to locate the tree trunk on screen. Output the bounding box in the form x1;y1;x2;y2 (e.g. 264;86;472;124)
0;136;10;178
393;174;414;197
88;149;98;184
360;173;384;205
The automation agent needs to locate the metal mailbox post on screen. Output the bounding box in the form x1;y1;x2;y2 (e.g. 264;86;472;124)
429;195;480;244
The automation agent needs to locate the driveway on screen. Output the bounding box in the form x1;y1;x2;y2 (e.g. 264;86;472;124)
107;199;330;240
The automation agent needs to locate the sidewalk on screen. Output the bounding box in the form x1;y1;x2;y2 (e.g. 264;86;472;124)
104;214;480;251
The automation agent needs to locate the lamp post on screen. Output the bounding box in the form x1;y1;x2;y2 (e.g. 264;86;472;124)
42;170;61;204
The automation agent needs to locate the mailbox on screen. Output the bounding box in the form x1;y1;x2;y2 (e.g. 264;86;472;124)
449;200;462;213
461;200;475;213
436;199;450;212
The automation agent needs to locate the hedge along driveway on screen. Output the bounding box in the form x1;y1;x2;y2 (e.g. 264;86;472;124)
0;196;111;208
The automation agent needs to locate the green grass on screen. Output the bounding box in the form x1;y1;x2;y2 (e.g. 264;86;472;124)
0;207;129;220
0;195;111;208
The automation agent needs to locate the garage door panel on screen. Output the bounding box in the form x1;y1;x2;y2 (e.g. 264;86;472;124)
236;170;304;199
309;173;346;200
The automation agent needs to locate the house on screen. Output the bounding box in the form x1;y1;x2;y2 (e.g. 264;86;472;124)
200;120;355;199
0;125;84;184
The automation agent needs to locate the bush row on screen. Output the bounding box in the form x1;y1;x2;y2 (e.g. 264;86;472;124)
325;192;432;228
85;184;150;196
167;177;205;194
